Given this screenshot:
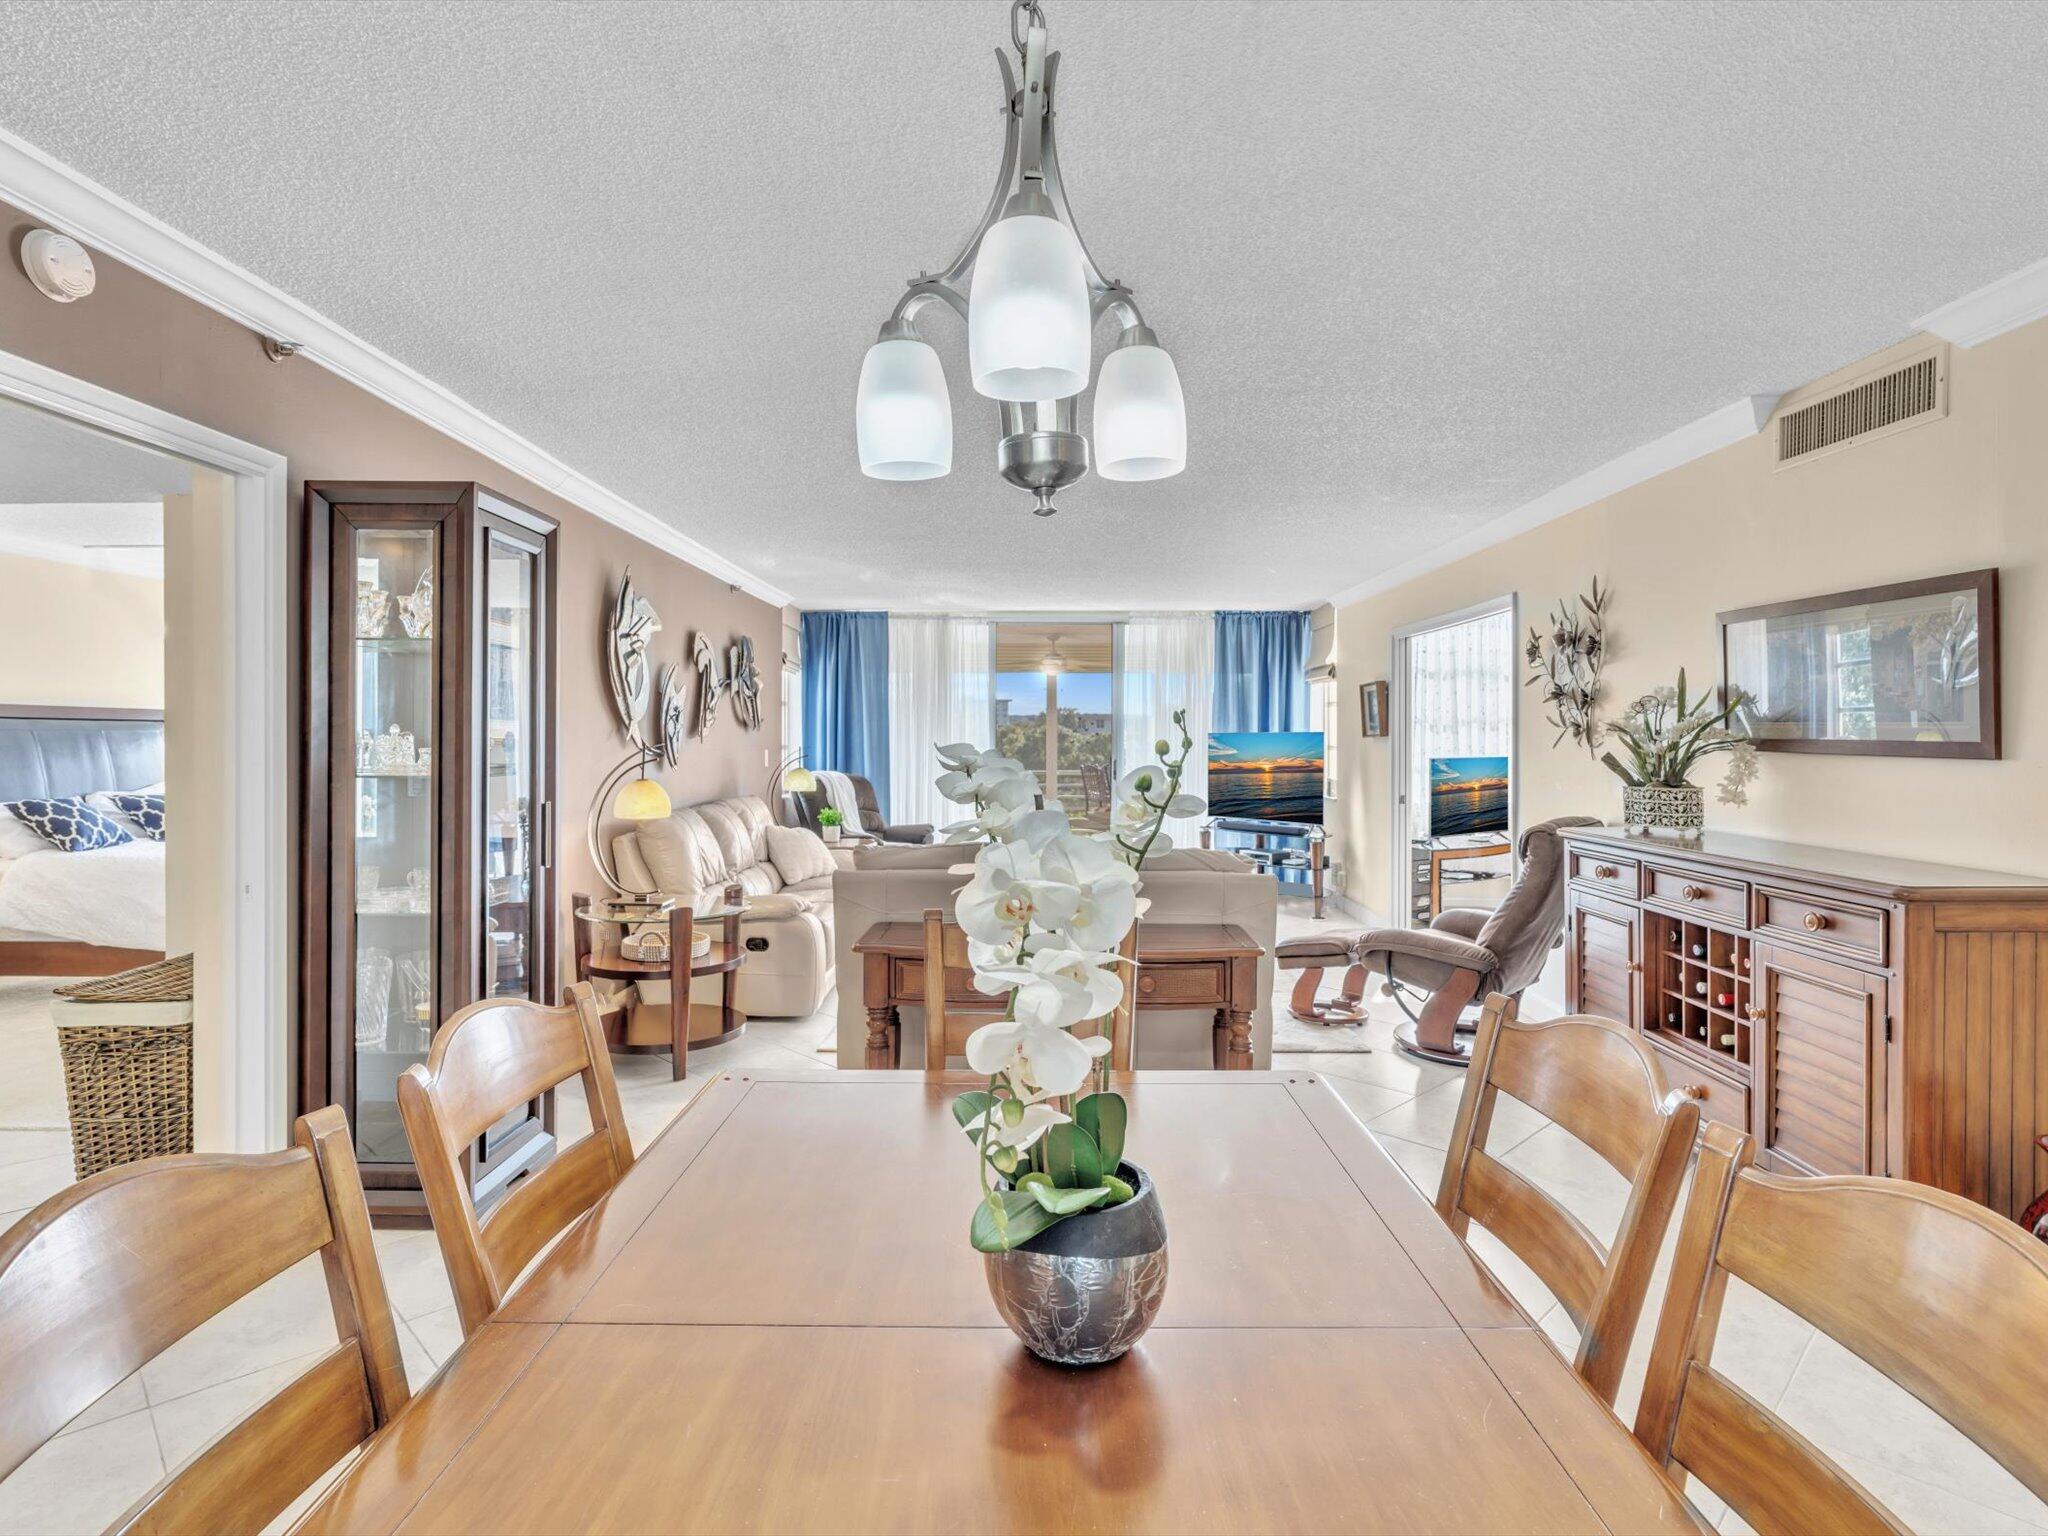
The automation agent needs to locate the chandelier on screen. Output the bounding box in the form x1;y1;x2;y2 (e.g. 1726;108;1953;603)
854;0;1187;516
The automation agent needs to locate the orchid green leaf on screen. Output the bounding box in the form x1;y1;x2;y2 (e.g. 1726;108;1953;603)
1074;1092;1127;1169
953;1091;997;1140
1042;1122;1101;1188
1025;1183;1112;1216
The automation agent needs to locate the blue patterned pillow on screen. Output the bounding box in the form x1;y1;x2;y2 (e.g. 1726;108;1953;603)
2;797;133;852
102;792;166;842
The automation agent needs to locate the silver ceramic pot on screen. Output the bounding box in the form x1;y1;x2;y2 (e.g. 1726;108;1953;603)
983;1161;1168;1366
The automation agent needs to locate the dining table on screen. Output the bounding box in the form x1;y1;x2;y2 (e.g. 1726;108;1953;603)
294;1070;1703;1534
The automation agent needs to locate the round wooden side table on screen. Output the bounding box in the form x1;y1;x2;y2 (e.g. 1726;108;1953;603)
572;897;748;1082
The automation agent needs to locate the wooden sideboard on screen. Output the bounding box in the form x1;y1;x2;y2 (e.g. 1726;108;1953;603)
1561;825;2048;1224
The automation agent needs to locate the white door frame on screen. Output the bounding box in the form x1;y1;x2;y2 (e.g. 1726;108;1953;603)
1388;593;1520;927
0;345;290;1153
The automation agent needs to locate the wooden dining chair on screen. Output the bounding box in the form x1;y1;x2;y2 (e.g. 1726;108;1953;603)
1633;1123;2048;1533
918;909;1138;1072
0;1106;409;1533
398;981;633;1337
1436;993;1701;1406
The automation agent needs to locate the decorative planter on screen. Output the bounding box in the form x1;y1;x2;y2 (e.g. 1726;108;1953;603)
983;1161;1168;1365
820;823;842;843
1623;782;1704;833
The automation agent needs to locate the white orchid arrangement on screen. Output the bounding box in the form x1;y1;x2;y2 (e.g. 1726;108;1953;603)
935;712;1204;1252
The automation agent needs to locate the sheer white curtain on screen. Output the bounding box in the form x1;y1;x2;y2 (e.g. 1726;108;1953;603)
1406;608;1515;840
1116;613;1214;846
888;615;993;830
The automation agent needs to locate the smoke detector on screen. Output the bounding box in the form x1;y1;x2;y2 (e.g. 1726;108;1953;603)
20;229;96;302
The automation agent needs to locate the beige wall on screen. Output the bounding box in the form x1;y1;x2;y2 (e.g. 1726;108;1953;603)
0;549;164;708
1333;320;2048;923
2;201;780;1014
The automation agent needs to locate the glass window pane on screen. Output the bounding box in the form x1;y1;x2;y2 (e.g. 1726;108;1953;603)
351;526;435;1164
485;535;535;1001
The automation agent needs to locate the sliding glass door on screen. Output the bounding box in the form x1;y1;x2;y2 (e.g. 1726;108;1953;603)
993;622;1117;829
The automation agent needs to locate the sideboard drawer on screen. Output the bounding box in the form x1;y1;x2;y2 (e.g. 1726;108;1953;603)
1650;1042;1750;1137
1569;849;1640;899
1643;863;1749;927
1135;962;1227;1006
1755;887;1888;966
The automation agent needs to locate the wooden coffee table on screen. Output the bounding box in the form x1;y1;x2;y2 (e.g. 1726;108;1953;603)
853;920;1261;1069
572;897;747;1081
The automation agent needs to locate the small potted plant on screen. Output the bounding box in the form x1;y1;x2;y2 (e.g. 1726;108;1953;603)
1601;670;1759;833
815;806;844;843
933;715;1204;1365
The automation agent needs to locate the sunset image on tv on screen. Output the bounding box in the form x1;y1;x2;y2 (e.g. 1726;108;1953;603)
1206;732;1325;824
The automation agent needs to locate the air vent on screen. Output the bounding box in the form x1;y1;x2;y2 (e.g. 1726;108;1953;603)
1775;347;1946;468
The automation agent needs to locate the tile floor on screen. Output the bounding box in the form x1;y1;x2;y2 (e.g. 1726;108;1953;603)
1;894;2042;1533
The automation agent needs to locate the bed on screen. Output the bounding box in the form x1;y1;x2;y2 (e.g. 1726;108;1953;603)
0;708;168;977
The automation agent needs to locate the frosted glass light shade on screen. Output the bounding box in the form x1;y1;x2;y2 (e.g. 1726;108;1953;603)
613;777;673;821
857;338;952;480
784;766;819;793
1093;343;1186;481
969;212;1092;401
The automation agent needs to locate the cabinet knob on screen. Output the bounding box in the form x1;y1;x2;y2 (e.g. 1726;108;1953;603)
1803;910;1831;932
1593;864;1618;880
1681;884;1707;901
1746;1005;1766;1020
1626;961;1641;974
1137;974;1156;995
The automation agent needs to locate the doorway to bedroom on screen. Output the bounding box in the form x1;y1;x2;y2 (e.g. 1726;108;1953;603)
0;398;198;1181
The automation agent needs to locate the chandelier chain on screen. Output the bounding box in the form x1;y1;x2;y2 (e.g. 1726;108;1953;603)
1009;0;1047;59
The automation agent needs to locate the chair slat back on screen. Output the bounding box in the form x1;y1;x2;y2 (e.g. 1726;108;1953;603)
0;1105;408;1529
399;982;633;1336
922;907;1002;1071
1635;1122;2048;1532
1436;993;1699;1405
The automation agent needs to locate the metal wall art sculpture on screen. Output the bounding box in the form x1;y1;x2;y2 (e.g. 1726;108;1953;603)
606;568;662;743
1525;577;1608;753
728;637;762;731
692;632;729;738
656;663;687;768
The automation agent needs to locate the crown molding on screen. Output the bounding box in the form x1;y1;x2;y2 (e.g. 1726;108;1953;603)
1914;255;2048;348
1326;394;1777;610
0;128;791;607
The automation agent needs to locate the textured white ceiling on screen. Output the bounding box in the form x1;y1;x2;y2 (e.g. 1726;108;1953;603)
0;400;191;503
4;1;2048;610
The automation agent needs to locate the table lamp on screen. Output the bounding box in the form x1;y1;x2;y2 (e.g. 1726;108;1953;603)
587;744;673;895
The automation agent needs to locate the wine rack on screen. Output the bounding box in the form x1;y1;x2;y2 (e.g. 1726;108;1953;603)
1646;916;1753;1076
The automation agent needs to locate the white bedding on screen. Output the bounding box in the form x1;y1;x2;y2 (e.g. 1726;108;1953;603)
0;839;166;950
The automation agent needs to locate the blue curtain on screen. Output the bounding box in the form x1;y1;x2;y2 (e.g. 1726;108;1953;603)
801;611;890;808
1213;610;1311;733
1211;610;1314;879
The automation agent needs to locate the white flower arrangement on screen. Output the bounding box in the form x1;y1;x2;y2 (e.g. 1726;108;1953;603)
933;715;1203;1251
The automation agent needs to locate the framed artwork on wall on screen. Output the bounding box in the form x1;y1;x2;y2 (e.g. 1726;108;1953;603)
1360;680;1388;738
1718;568;1998;759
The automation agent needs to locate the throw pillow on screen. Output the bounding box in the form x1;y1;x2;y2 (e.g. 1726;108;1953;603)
97;792;166;841
764;824;836;886
1;796;134;852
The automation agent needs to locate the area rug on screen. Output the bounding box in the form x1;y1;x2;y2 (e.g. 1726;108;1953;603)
1268;993;1401;1055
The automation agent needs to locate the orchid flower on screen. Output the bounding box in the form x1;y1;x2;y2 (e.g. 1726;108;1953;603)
965;1018;1112;1102
955;842;1082;949
972;945;1126;1030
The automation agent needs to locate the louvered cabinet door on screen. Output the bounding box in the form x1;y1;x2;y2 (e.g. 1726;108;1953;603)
1567;894;1640;1029
1754;941;1888;1177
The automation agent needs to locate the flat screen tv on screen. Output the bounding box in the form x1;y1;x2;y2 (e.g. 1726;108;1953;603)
1429;755;1510;839
1206;732;1324;825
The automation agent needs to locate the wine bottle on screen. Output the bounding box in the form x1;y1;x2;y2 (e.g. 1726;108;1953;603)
1666;1009;1680;1027
1693;981;1708;996
1719;1032;1736;1048
1690;942;1706;959
1715;991;1735;1008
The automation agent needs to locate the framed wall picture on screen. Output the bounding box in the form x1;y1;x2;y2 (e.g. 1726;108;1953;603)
1360;679;1388;738
1718;568;1998;759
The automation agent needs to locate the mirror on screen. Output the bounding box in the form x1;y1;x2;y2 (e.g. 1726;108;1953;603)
1718;569;1998;758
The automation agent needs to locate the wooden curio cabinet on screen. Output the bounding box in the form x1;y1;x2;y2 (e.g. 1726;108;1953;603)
302;483;558;1224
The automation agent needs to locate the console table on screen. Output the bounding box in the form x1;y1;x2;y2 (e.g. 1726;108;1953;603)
1560;825;2048;1223
853;921;1261;1070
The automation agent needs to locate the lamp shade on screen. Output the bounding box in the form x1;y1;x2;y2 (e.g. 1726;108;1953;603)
856;337;952;480
613;776;673;821
969;212;1092;401
784;766;819;793
1092;342;1186;481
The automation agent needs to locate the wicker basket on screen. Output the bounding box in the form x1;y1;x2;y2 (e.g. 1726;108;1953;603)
53;954;195;1179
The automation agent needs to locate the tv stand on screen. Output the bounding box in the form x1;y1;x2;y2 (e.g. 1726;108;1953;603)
1203;818;1326;919
1410;838;1512;924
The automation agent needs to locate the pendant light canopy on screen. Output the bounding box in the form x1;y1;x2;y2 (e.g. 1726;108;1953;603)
855;0;1186;515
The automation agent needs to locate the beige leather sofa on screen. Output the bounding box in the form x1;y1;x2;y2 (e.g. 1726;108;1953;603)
832;845;1279;1068
612;795;835;1019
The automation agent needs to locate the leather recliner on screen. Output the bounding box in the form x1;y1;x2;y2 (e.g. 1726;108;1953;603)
1276;816;1599;1065
789;774;933;845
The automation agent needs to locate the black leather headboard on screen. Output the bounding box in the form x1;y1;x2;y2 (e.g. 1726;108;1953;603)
0;712;165;803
